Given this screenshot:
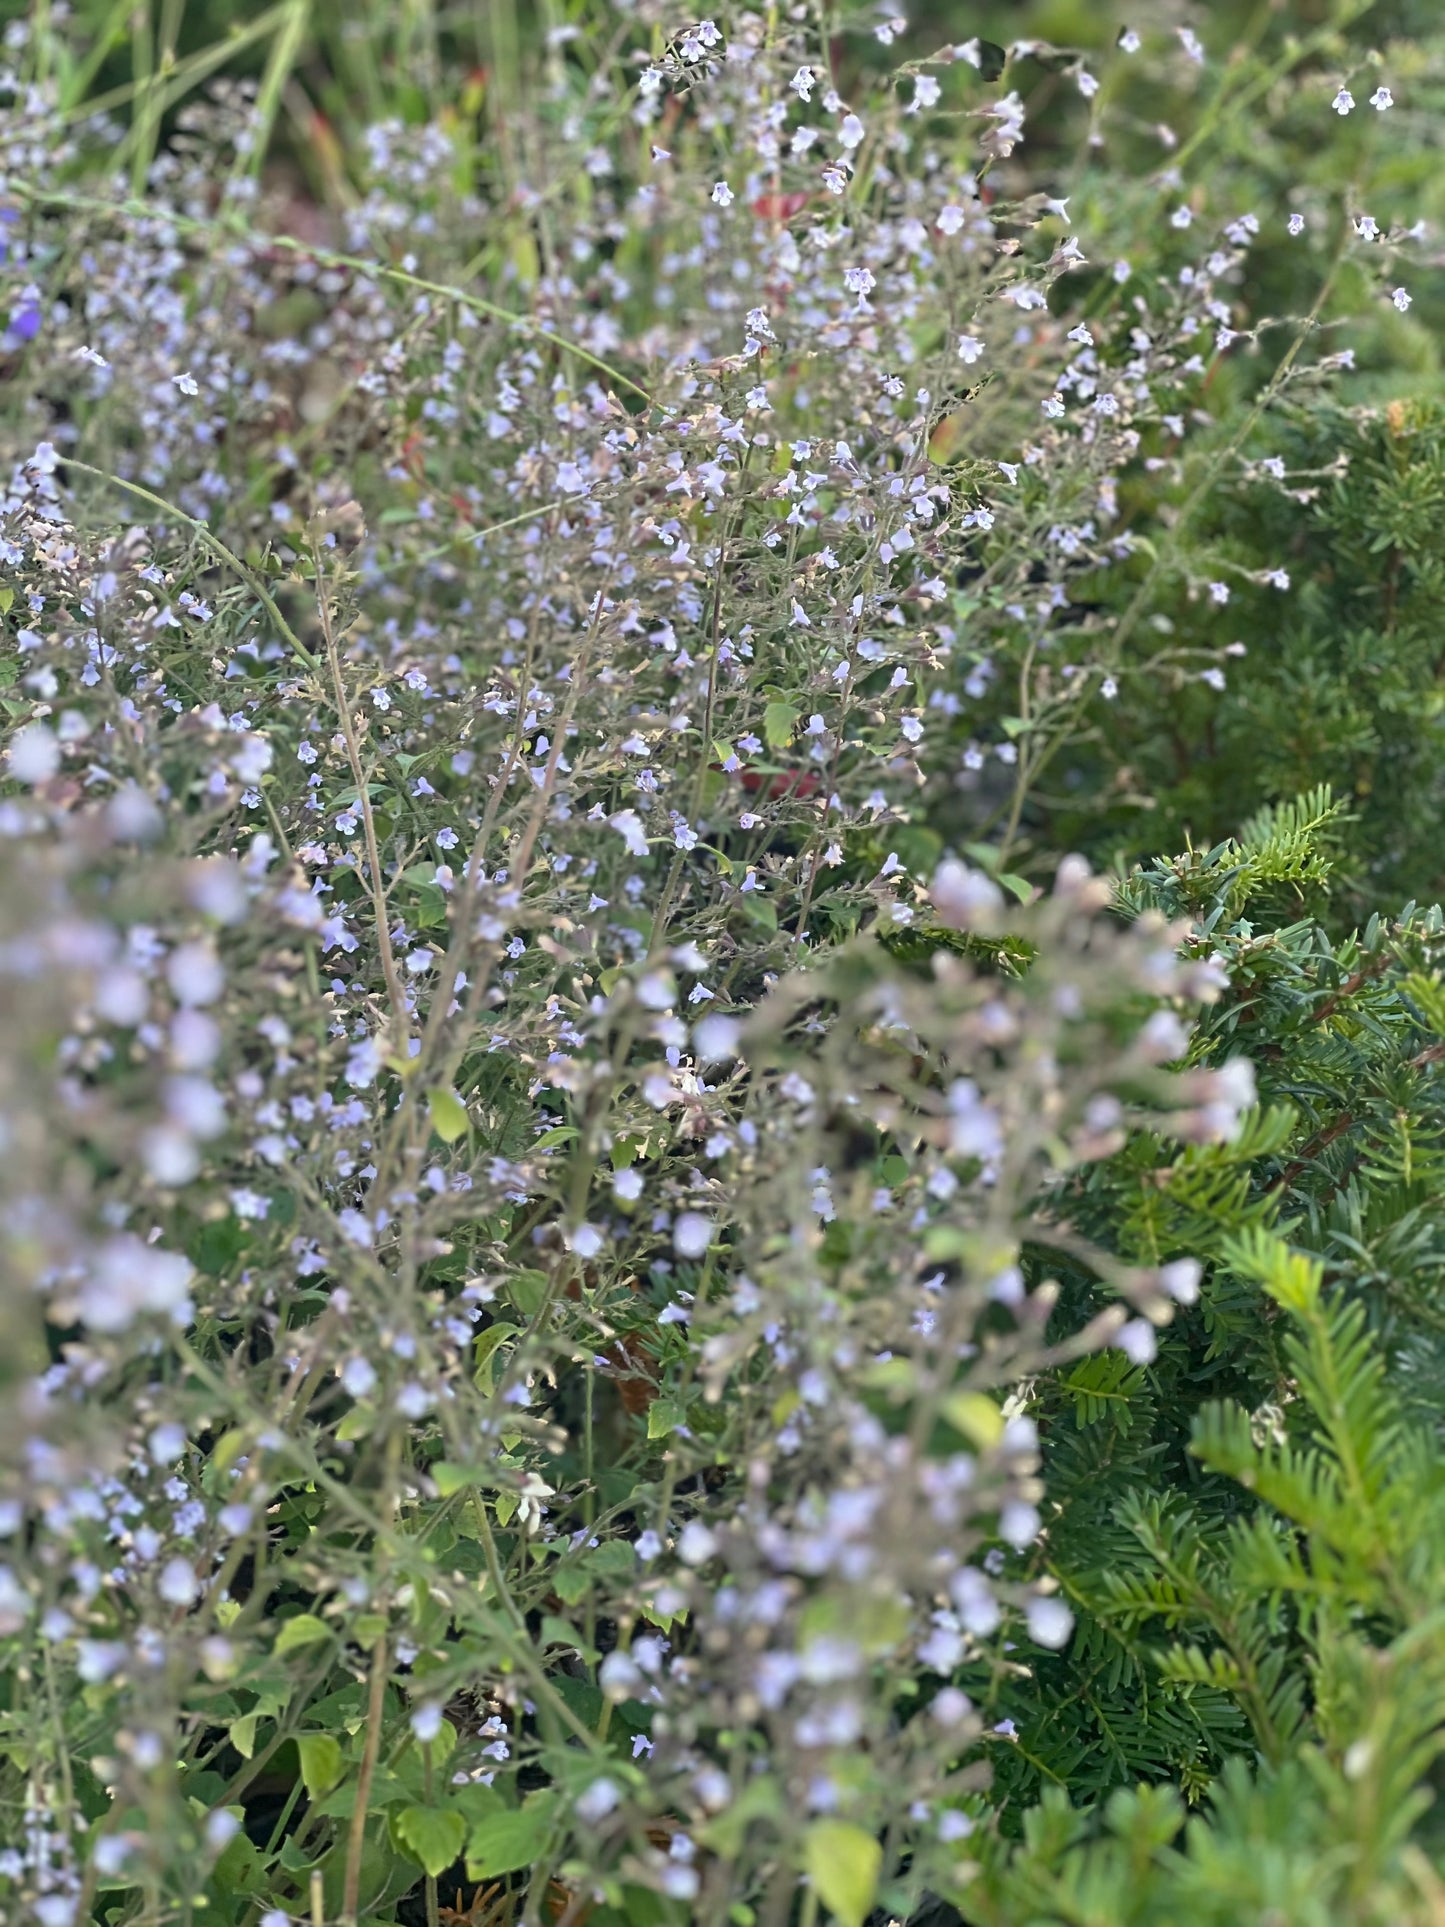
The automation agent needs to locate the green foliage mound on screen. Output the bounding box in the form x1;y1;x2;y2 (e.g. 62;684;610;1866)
2;5;1445;1927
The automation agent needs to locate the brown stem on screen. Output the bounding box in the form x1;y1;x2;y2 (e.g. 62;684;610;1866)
340;1637;388;1923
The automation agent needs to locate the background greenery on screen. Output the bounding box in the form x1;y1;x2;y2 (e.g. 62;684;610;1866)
6;0;1445;1923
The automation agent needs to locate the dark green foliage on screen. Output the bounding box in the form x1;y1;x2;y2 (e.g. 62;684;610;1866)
965;795;1445;1914
1043;403;1445;919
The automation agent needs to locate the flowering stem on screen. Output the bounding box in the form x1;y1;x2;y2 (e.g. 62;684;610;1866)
997;228;1351;869
10;184;657;407
312;546;410;1036
62;459;322;675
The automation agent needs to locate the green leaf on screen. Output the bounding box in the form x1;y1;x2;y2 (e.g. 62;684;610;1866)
188;1213;247;1277
647;1397;686;1439
432;1461;485;1498
396;1804;467;1878
540;1613;598;1662
297;1733;344;1799
505;1270;550;1317
472;1322;519;1396
466;1792;559;1877
550;1566;591;1606
763;701;799;749
941;1391;1004;1449
427;1086;470;1143
273;1613;330;1656
804;1821;881;1927
230;1712;259;1760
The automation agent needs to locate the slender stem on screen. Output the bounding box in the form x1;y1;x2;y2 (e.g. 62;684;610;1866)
312;547;409;1034
62;460;321;675
12;185;656;407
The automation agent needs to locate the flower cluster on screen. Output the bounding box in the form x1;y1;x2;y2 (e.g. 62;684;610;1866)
0;5;1434;1924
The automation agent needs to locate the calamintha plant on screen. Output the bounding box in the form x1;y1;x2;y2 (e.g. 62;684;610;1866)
1;4;1444;1926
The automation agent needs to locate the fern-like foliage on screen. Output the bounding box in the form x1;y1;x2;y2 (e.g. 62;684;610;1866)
972;796;1445;1878
970;1224;1445;1924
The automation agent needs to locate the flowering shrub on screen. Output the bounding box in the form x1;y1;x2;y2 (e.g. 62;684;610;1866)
2;3;1445;1924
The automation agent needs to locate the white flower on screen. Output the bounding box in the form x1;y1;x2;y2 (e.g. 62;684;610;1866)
7;722;59;785
1161;1259;1202;1304
337;1209;372;1248
1118;28;1141;52
1000;1502;1040;1550
609;808;649;857
79;1236;194;1332
711;180;734;206
600;1651;645;1698
1288;213;1305;236
1077;70;1099;99
1170;206;1192;229
568;1222;605;1259
514;1473;554;1531
173;371;200;395
957;334;984;363
149;1422;186;1464
693;1013;741;1062
1026;1596;1075;1648
678;1519;719;1564
839;113;865;149
158;1557;198;1607
1332;88;1354;115
206;1811;241;1851
166;940;224;1007
576;1777;622;1824
790;65;815;100
342;1356;377;1398
674;1212;714;1259
411;1703;444;1743
1392;286;1412;311
931;859;1003;930
1115;1318;1158;1365
1369;86;1393;110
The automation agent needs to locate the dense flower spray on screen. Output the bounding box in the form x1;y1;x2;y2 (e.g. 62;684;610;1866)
0;6;1433;1923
